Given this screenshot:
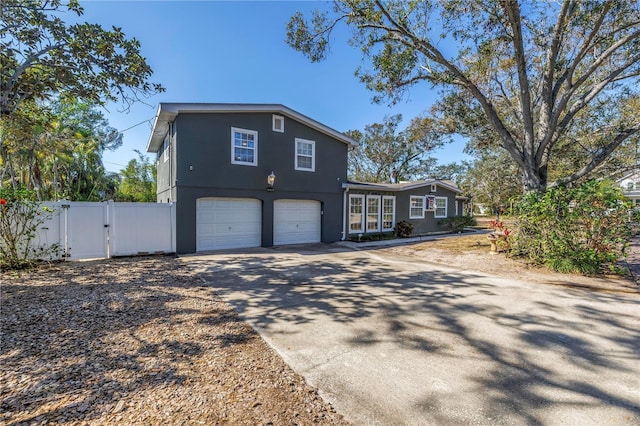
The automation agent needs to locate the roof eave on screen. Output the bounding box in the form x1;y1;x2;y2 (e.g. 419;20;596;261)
146;103;359;153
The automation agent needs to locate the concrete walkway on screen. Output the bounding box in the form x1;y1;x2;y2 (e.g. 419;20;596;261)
186;246;640;425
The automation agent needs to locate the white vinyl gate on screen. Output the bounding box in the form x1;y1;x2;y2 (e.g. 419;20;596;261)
36;201;175;260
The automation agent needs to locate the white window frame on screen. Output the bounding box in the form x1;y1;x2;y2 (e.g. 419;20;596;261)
272;114;284;133
382;196;396;232
434;196;448;218
295;138;315;172
366;195;381;233
425;195;435;211
349;194;365;233
231;127;258;166
409;196;425;219
163;136;170;163
430;184;437;193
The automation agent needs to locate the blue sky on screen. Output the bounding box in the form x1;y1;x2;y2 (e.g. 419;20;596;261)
78;1;469;172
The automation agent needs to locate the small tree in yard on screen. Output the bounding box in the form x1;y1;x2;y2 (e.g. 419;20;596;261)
0;188;59;270
512;180;631;275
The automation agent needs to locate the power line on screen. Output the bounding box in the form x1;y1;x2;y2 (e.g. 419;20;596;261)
118;117;154;133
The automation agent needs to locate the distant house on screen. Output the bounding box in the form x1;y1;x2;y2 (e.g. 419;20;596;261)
618;171;640;207
146;103;466;253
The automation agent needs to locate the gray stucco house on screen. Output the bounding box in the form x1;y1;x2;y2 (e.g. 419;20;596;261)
343;180;465;237
146;103;356;253
146;103;465;254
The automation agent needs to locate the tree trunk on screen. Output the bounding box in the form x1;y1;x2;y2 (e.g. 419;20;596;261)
522;164;547;193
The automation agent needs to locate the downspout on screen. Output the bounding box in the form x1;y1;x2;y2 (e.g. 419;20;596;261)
341;184;349;241
168;121;173;203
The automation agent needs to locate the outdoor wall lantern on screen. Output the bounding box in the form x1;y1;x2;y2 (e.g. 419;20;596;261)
267;171;276;191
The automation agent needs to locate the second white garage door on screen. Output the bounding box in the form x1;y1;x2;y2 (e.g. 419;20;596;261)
273;199;321;245
196;198;261;251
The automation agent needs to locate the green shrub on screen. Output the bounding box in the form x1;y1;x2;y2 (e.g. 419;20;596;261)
0;187;60;270
348;232;395;242
395;220;414;238
439;215;476;232
512;180;631;275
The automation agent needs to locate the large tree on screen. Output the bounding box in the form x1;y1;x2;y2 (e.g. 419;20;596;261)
1;0;163;116
346;114;443;182
116;150;156;202
287;0;640;192
1;98;121;200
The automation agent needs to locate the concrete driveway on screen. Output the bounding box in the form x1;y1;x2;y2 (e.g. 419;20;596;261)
186;244;640;425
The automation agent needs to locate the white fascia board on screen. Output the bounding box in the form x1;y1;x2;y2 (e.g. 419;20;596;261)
146;103;358;153
343;181;462;194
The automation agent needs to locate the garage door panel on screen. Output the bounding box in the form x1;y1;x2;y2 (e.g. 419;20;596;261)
274;200;321;246
197;198;261;251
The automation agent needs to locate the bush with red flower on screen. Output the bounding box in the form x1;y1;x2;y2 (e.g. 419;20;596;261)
0;187;60;270
487;218;511;253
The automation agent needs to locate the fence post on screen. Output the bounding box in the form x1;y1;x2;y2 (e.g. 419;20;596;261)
60;201;70;259
106;200;114;258
170;202;176;253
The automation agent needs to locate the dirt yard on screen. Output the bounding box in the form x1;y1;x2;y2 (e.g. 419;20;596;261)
1;235;637;425
0;257;348;425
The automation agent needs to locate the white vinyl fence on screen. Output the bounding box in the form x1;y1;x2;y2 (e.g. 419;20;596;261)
36;201;175;260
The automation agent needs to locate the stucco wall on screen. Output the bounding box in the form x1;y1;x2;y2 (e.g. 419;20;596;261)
168;112;349;253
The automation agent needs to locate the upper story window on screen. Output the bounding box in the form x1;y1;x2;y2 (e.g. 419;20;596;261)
434;197;448;218
272;115;284;133
231;127;258;166
409;196;425;219
295;138;315;172
627;182;634;190
162;135;170;163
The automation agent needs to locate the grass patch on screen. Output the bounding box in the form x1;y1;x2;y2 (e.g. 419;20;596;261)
414;234;490;253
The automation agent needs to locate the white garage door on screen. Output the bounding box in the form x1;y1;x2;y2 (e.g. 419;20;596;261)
273;200;321;245
196;198;261;251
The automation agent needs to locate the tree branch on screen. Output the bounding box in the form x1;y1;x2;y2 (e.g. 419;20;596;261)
550;124;640;187
538;0;575;164
372;0;524;169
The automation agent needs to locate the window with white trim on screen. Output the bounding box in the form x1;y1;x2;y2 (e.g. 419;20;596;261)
366;195;381;232
272;115;284;132
162;135;170;163
435;197;448;218
349;194;364;233
295;138;315;171
231;127;258;166
409;196;425;219
382;196;396;231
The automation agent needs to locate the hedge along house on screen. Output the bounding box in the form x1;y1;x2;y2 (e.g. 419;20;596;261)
343;180;466;239
146;103;358;254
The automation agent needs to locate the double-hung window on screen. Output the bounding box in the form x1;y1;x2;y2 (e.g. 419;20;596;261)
382;196;395;231
231;127;258;166
409;196;425;219
162;135;170;163
434;197;448;218
349;194;365;233
295;138;315;171
366;195;381;232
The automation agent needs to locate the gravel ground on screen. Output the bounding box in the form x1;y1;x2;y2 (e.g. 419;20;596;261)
0;256;347;425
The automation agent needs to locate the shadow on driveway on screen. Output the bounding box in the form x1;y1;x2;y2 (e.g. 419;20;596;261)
187;247;640;425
